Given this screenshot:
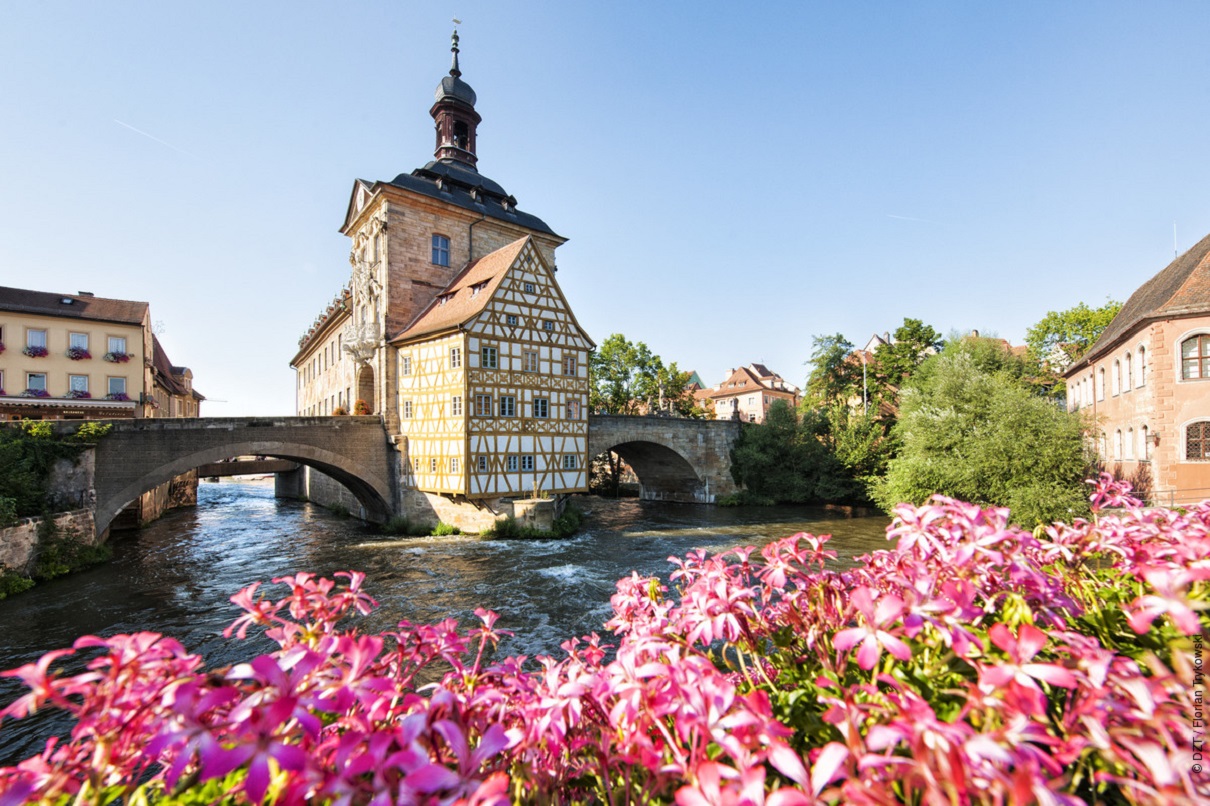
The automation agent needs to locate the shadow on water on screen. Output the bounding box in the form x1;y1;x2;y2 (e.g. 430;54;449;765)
0;481;889;764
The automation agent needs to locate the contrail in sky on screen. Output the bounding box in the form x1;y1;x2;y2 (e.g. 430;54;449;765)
887;214;940;224
113;119;199;159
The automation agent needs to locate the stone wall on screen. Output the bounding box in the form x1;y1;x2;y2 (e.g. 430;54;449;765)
0;509;97;575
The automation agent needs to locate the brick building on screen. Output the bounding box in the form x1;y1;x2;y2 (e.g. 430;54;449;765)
1064;232;1210;504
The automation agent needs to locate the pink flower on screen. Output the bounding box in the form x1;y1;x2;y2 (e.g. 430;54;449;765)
979;623;1078;715
832;587;911;670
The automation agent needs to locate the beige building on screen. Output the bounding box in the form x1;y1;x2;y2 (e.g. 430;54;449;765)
290;31;593;522
694;364;800;423
1065;232;1210;504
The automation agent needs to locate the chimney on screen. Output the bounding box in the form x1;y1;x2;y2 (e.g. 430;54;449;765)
78;291;94;296
971;329;980;338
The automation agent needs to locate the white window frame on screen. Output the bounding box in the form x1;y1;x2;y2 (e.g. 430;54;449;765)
523;350;538;372
27;372;47;391
401;355;412;376
69;332;88;350
451;395;462;416
108;335;127;354
475;394;492;417
27;329;47;349
69;374;88;392
481;347;497;369
567;399;580;420
432;234;450;266
563;355;577;376
450;347;462;368
403;400;413;419
107;376;126;396
506;455;518;471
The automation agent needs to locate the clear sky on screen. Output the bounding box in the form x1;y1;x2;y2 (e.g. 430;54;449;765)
3;2;1208;415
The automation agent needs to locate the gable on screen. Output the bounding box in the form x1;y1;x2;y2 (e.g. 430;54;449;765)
341;179;376;233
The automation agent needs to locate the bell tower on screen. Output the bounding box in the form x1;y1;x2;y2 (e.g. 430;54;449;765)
430;29;481;168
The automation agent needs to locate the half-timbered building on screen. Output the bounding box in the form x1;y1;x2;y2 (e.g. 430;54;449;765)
392;236;592;498
288;30;594;525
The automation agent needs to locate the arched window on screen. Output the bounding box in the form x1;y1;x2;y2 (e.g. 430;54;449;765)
1138;346;1147;386
1112;360;1121;395
1100;433;1108;457
1124;353;1133;391
1181;335;1210;379
1186;421;1210;461
1097;368;1105;401
1114;429;1123;459
1142;425;1150;460
1126;427;1134;459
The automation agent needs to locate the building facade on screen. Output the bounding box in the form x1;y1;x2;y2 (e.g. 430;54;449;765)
1065;232;1210;505
290;31;593;524
694;364;801;423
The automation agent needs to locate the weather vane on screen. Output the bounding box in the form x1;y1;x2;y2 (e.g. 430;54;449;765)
453;17;461;26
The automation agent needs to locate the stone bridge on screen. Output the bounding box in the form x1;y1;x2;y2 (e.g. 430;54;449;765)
587;415;742;503
87;417;396;535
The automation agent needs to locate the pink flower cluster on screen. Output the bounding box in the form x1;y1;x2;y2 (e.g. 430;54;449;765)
21;346;47;358
0;476;1206;804
103;352;132;363
65;347;91;360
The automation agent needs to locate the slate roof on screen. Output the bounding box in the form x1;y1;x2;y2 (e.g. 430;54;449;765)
390;237;530;344
1069;231;1210;373
378;159;559;237
0;286;148;325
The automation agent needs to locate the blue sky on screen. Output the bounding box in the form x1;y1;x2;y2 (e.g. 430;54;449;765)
3;2;1208;415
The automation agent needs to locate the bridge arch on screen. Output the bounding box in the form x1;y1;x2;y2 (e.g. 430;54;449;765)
587;415;742;503
89;418;396;536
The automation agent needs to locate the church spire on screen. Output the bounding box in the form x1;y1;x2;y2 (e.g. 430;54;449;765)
449;28;461;78
431;27;481;168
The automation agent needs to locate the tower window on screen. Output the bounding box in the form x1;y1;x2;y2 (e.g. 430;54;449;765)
453;121;469;150
432;234;450;266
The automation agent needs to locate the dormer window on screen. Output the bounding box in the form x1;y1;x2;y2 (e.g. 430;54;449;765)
432;234;450;266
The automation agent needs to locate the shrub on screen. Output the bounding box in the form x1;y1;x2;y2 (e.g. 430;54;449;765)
0;566;33;600
353;399;371;415
432;521;461;536
1;478;1204;804
381;515;411;535
30;523;112;582
331;406;349;416
327;503;350;518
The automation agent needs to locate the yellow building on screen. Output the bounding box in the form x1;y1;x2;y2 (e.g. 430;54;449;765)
0;287;151;420
290;31;593;524
393;236;592;498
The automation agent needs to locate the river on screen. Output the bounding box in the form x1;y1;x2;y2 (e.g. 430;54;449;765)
0;480;890;765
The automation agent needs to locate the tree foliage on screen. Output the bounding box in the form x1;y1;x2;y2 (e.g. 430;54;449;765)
729;400;864;504
874;339;1092;526
1025;299;1122;368
869;318;943;409
588;333;704;418
804;334;860;409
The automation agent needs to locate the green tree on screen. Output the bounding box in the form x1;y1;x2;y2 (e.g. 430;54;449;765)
803;334;860;409
870;318;942;405
589;334;660;415
873;340;1091;527
1026;300;1122;368
729;401;863;504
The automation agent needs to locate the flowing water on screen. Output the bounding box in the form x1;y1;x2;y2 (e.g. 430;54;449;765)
0;480;889;765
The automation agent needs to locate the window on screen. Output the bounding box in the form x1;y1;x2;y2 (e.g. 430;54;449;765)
450;457;459;473
27;373;47;392
748;413;757;423
533;398;549;418
506;455;518;471
1125;428;1134;459
521;455;535;471
543;320;554;332
401;355;412;375
563;355;577;376
403;400;413;418
475;394;492;417
414;458;421;472
1112;360;1120;395
1124;354;1133;391
451;395;462;416
1142;425;1150;460
450;347;461;368
432;234;450;266
567;399;580;420
27;329;47;349
523;350;538;372
563;455;578;469
478;455;488;472
69;333;88;350
1097;368;1105;401
69;375;88;392
506;314;518;326
1186;422;1210;460
1114;429;1123;459
430;458;438;472
1139;347;1147;386
499;395;516;417
1181;335;1210;379
524;282;535;294
108;336;127;354
108;377;126;396
481;347;498;369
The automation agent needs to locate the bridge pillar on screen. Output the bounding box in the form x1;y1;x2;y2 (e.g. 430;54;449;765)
275;467;307;501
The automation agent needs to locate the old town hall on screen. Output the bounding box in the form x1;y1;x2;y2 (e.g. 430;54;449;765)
289;31;593;526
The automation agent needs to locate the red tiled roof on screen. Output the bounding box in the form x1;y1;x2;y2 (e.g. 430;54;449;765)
390;237;529;344
0;286;148;325
1070;231;1210;372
